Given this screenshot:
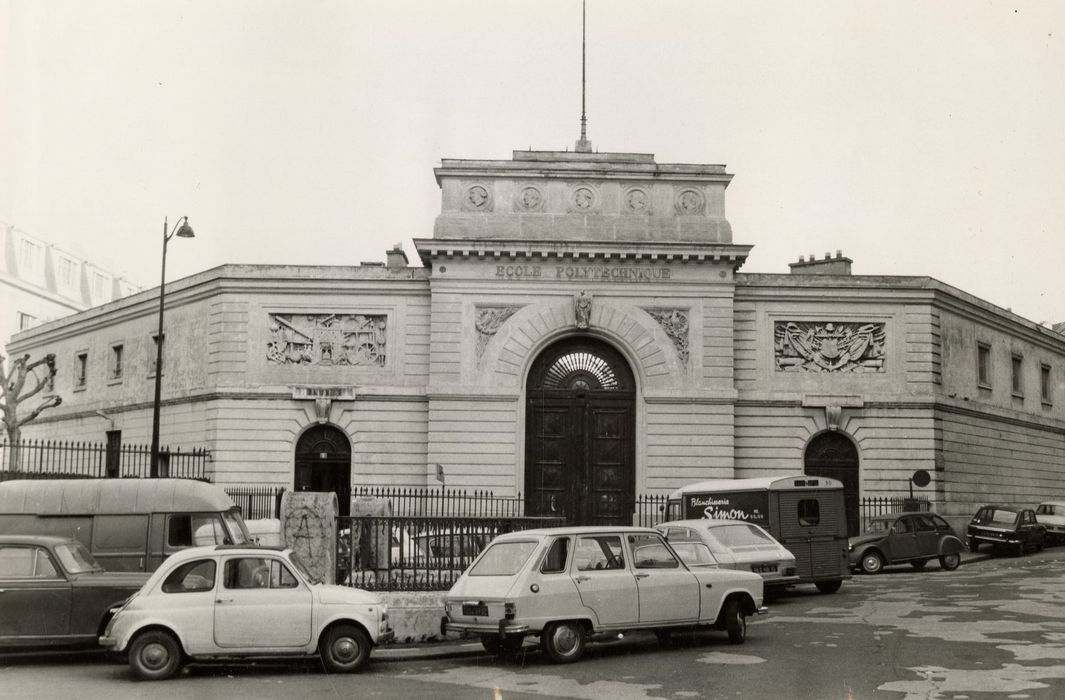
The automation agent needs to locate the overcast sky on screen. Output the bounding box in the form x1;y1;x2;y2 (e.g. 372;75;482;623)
3;1;1063;325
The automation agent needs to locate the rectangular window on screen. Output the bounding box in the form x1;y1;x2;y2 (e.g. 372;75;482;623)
1011;354;1024;397
798;499;821;527
57;257;76;287
17;312;37;331
18;238;43;273
109;344;124;380
75;352;88;388
977;343;991;388
1042;364;1053;405
91;271;107;298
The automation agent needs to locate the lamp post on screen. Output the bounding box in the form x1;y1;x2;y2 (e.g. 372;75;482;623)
150;215;195;478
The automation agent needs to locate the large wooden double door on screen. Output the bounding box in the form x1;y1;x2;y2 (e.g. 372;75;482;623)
525;339;635;526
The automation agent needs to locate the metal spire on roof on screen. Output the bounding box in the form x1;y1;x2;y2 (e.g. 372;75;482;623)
575;0;593;153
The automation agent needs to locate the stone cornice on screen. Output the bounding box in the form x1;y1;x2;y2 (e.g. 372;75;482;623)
413;238;752;266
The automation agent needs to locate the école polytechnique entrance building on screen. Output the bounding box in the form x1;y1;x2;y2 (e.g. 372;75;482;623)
8;146;1065;533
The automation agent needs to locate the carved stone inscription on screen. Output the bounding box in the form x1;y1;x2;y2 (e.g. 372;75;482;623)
268;313;387;367
646;308;690;365
475;306;521;357
775;321;885;372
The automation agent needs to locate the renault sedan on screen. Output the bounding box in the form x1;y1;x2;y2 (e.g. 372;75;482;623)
441;526;765;663
655;519;800;589
100;544;393;680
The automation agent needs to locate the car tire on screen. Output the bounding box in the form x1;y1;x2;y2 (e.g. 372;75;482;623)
939;553;961;571
541;621;585;663
815;579;842;594
1013;541;1025;557
319;624;371;673
910;559;928;570
724;598;747;644
481;634;524;656
128;630;182;681
860;552;884;575
968;538;979;553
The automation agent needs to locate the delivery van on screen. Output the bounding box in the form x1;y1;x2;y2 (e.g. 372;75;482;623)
666;475;850;593
0;478;251;572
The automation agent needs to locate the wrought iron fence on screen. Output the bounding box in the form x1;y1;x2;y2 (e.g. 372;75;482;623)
336;515;566;591
0;438;210;481
859;495;930;532
225;485;286;520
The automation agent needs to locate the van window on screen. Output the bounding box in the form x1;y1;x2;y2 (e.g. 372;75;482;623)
92;515;148;551
223;512;251;544
162;559;216;593
541;537;570;574
798;499;821;527
168;514;230;547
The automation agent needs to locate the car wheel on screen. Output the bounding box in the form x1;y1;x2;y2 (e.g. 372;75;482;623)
541;621;585;663
1013;541;1025;557
480;634;524;656
724;598;747;644
128;630;182;681
939;553;961;571
910;559;928;570
860;552;884;575
968;538;979;553
815;579;842;594
319;624;370;673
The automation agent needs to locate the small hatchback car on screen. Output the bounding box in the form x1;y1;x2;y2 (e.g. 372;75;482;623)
968;504;1046;556
100;544;393;680
440;526;765;663
1035;502;1065;545
848;512;965;574
655;519;800;589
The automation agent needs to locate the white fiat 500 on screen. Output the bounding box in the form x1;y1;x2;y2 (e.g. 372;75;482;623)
441;526;765;663
100;544;393;680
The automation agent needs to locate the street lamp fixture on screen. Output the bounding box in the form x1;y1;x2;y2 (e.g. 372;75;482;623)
150;215;195;478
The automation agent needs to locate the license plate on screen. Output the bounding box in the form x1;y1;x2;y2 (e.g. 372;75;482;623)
462;603;488;617
752;564;778;573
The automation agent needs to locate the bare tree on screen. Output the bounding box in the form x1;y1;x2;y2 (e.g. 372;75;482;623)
1;353;62;470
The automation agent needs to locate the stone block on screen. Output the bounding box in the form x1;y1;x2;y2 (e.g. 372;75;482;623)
281;491;338;584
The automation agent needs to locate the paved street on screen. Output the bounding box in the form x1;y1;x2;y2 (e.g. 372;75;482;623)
5;550;1065;699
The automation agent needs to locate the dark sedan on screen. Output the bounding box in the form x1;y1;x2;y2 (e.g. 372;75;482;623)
0;535;149;648
848;512;965;574
968;505;1046;556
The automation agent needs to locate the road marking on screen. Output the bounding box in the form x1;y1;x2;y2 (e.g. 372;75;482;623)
404;666;666;700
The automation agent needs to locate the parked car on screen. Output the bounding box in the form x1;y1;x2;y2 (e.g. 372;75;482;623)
1035;502;1065;545
968;505;1046;556
100;544;393;680
847;513;965;574
655;519;800;589
0;535;149;649
440;526;765;664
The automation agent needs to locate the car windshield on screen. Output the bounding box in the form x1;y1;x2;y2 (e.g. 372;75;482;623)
53;542;103;574
468;540;538;576
225;512;252;544
1037;504;1058;516
288;551;319;584
974;509;1019;526
670;542;717;567
712;524;777;547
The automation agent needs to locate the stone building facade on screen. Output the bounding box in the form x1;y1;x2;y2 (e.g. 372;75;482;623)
6;149;1065;531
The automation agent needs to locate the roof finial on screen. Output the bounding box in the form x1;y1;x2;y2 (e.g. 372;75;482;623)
575;0;592;153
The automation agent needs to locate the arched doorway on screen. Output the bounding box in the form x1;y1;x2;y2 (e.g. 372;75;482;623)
525;337;636;525
294;425;352;517
804;432;860;536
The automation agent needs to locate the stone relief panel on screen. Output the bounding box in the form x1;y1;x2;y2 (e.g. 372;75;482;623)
568;183;600;213
462;183;493;212
674;187;706;215
514;184;545;212
774;321;886;372
475;305;522;358
267;313;387;367
623;187;651;214
645;308;690;366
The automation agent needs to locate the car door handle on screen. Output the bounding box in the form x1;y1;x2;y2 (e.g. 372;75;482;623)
216;598;234;604
705;583;713;589
574;576;590;583
635;573;650;579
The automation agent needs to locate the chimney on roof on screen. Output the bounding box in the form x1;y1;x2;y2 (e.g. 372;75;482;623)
386;243;409;270
789;250;852;275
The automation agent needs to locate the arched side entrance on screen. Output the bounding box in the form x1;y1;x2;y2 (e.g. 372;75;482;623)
525;337;636;526
294;425;352;517
804;432;860;536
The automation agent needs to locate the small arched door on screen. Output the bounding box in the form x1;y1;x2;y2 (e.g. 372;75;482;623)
294;425;352;517
804;432;860;536
525;338;636;526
